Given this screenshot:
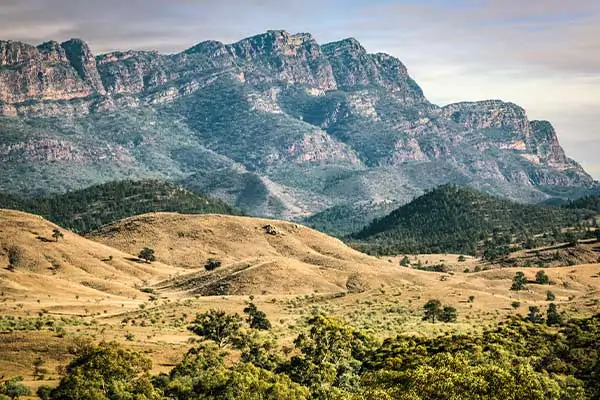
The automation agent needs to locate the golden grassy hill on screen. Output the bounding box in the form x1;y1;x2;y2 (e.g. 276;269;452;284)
0;209;180;304
87;212;420;295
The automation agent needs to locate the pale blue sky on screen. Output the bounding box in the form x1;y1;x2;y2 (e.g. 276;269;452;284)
1;0;598;178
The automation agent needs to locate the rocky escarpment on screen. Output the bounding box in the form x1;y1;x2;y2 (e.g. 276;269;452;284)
0;30;595;222
0;39;102;103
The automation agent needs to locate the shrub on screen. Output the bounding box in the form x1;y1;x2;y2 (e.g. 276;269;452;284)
204;258;222;271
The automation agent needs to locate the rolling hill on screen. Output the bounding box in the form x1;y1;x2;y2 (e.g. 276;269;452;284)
86;212;408;296
0;209;179;302
351;185;596;256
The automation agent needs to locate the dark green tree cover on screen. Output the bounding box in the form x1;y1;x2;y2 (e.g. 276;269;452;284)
565;195;600;212
0;180;240;233
43;309;600;399
350;185;594;256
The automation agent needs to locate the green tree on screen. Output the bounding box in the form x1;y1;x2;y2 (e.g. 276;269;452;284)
0;377;31;400
511;301;521;309
526;306;544;324
188;309;242;348
546;290;556;301
439;306;458;323
36;386;52;400
287;315;370;394
52;228;64;242
399;256;410;267
243;303;272;330
535;270;550;285
50;341;159;400
546;303;563;326
158;343;308;400
511;271;527;291
138;247;156;263
422;300;442;323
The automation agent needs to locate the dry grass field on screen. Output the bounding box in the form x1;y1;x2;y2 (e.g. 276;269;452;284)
1;209;599;394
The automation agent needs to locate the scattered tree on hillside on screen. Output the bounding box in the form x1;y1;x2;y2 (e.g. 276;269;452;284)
511;272;527;291
546;303;563;326
138;247;156;263
188;309;242;348
546;291;556;301
423;300;442;323
511;301;521;309
243;303;272;330
535;270;550;285
52;228;64;242
399;256;410;267
422;300;457;323
526;306;544;324
439;306;458;322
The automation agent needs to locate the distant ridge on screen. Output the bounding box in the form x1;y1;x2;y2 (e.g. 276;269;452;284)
0;180;240;233
351;185;595;256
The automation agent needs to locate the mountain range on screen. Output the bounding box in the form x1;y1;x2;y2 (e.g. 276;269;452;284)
0;30;596;223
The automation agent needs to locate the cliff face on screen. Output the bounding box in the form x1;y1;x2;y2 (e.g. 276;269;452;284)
0;39;103;103
0;31;595;220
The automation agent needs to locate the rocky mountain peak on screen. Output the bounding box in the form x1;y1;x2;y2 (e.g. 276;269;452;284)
441;100;530;136
322;38;426;102
322;38;367;55
183;40;229;57
60;38;105;94
226;30;336;90
0;40;38;66
36;41;68;63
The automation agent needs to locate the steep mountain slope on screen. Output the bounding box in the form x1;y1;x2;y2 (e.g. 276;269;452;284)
0;180;239;233
0;209;179;300
352;186;595;255
0;30;595;225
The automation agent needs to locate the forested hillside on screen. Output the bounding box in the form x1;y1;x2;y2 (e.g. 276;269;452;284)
565;195;600;212
0;180;240;233
351;185;595;256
